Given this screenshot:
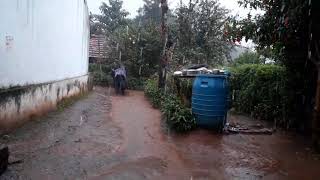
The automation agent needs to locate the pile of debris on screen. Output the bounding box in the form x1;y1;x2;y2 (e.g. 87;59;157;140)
173;64;227;77
225;123;274;135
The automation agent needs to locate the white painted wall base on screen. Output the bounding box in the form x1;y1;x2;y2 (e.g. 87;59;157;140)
0;75;92;133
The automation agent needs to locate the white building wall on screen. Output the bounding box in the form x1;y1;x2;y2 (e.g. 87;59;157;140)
0;0;89;88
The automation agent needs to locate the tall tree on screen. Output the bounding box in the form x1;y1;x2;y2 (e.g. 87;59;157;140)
174;0;230;66
158;0;169;88
142;0;162;24
89;13;103;35
95;0;129;34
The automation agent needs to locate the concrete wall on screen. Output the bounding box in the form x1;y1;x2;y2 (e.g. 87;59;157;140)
0;75;92;133
0;0;91;133
0;0;90;88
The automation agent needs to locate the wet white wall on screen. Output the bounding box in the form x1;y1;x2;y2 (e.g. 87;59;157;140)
0;75;91;133
0;0;89;88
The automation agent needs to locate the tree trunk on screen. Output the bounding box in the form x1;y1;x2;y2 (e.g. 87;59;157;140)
311;0;320;151
159;0;168;89
313;68;320;151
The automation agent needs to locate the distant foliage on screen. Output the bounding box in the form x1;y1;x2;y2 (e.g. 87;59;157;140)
229;64;290;125
126;77;146;90
89;64;113;86
233;52;263;66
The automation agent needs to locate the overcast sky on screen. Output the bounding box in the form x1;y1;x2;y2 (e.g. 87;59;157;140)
87;0;259;18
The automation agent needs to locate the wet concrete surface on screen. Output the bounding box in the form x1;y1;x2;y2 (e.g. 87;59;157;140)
1;87;320;179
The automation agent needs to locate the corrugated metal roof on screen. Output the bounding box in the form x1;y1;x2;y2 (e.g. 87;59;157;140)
89;35;108;58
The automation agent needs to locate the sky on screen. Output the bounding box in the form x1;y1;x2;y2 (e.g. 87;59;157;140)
87;0;259;18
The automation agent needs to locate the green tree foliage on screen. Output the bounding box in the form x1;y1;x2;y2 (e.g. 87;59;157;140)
89;13;103;35
173;0;230;67
235;0;310;63
140;0;161;25
91;0;234;81
234;0;316;129
90;0;162;82
95;0;129;34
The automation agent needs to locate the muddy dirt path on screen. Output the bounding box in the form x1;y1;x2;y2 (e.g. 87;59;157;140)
103;90;320;180
102;90;320;180
1;87;124;179
103;91;190;179
1;87;320;180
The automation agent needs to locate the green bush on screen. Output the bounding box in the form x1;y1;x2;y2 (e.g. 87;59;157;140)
229;64;289;124
170;77;193;108
144;79;163;108
89;63;112;74
127;77;146;90
89;64;113;86
161;94;196;132
144;78;196;132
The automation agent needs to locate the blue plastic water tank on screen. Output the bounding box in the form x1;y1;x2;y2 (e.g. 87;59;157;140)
192;74;229;129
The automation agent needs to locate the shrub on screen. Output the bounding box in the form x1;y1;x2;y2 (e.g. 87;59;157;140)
144;79;163;108
229;64;289;124
161;94;196;132
144;78;196;132
127;77;146;90
91;72;113;86
89;64;113;86
170;77;193;108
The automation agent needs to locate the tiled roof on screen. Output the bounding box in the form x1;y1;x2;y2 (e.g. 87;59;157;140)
89;35;108;58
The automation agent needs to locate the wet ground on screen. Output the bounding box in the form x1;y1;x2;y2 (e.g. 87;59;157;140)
1;87;320;180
